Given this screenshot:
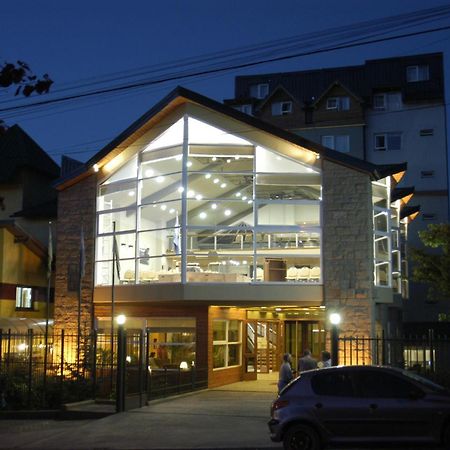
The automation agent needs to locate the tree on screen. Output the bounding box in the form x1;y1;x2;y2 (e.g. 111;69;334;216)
410;223;450;302
0;61;53;132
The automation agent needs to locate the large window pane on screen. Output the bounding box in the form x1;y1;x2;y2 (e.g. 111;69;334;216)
95;259;135;285
98;181;137;211
140;201;181;231
256;230;320;251
374;211;389;232
187;228;253;253
256;146;317;174
140;172;182;205
96;233;136;261
187;200;253;227
98;209;136;234
103;156;138;184
188;117;252;146
255;256;321;283
228;344;240;366
143;118;183;152
213;321;227;341
228;321;240;342
213;345;226;368
138;228;181;258
141;256;179;282
186;255;252;283
187;153;253;173
255;174;321;200
257;202;320;226
187;173;253;201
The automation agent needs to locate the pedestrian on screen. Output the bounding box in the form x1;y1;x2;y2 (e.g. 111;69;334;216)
298;349;318;373
278;353;294;393
318;350;332;368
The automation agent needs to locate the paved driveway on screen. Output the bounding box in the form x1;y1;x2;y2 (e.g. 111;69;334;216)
0;387;445;449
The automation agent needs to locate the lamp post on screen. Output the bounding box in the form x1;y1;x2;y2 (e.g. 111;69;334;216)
329;312;341;366
116;314;126;413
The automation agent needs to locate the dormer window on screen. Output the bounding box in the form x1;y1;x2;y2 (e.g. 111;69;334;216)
373;93;402;111
406;65;429;82
326;96;349;111
271;101;292;116
234;104;252;115
250;83;269;99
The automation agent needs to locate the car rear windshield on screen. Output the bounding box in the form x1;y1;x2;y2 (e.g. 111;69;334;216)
401;370;448;393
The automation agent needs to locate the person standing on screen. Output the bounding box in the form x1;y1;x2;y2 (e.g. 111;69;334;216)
298;349;318;373
278;353;294;393
318;350;332;368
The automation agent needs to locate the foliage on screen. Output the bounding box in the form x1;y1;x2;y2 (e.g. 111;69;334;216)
410;223;450;302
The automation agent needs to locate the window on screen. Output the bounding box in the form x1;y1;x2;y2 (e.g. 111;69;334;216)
311;371;355;396
271;101;292;116
234;104;252;115
373;94;385;110
355;370;423;399
326;96;349;111
420;129;434;137
321;135;350;153
374;133;402;151
16;287;33;309
250;83;269;99
420;170;435;178
213;320;242;369
406;65;429;82
375;92;403;111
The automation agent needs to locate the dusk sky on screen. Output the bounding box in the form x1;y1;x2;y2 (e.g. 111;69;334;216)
1;0;450;165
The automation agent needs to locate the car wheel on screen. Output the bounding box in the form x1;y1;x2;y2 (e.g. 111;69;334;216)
283;424;321;450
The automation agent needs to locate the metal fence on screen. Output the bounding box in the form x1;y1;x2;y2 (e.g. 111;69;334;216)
0;329;207;411
338;331;450;386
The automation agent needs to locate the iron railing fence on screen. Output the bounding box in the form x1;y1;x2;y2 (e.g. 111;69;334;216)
0;329;206;411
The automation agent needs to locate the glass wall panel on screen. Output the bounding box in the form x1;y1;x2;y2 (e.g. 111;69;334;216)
256;230;321;251
103;156;138;184
95;259;135;285
255;174;321;200
374;211;389;232
375;262;390;286
140;201;181;231
257;202;320;227
255;256;321;283
138;228;181;258
187;153;253;173
256;146;317;174
143;118;184;152
98;209;136;234
140;256;179;282
96;232;136;261
187;228;253;252
186;255;252;282
187;200;253;227
140;172;182;205
188;117;252;146
98;181;137;211
187;173;253;201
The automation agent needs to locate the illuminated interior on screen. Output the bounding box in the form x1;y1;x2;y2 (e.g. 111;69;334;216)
95;115;322;285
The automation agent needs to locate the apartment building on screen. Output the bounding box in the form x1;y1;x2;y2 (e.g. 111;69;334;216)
225;52;449;323
53;87;414;386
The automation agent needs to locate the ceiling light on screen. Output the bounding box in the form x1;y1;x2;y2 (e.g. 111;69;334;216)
186;161;193;167
212;156;217;162
93;164;100;172
211;203;217;210
177;186;184;193
235;192;241;197
195;194;203;201
199;212;207;219
145;169;154;177
169;208;175;214
235;156;240;160
128;191;135;197
160;204;167;211
226;159;231;163
275;307;282;312
156;176;165;183
175;154;182;161
242;260;247;264
242;196;247;201
187;190;195;198
276;156;282;161
152;204;157;208
247;200;252;204
220;183;227;188
213;178;219;184
224;209;231;216
205;173;211;179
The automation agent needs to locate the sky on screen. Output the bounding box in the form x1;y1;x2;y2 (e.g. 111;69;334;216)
1;0;450;165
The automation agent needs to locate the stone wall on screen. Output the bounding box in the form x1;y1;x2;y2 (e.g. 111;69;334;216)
322;160;375;342
54;174;97;333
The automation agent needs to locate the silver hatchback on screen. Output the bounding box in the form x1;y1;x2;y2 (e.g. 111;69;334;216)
268;365;450;450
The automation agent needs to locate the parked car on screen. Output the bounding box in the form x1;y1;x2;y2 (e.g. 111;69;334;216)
268;365;450;450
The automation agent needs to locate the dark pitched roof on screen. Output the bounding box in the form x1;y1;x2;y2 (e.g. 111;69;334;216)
57;86;406;189
10;199;57;220
400;205;420;220
231;52;444;105
392;186;415;203
61;155;84;177
0;220;47;259
0;125;60;182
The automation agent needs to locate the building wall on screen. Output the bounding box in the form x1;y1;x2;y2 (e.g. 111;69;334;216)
322;160;376;344
54;174;97;333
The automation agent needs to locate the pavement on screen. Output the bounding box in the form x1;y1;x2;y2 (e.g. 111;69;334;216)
0;375;445;450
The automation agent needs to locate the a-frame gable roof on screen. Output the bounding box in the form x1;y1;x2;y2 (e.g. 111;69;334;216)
257;84;299;111
56;86;405;189
0;125;60;182
311;80;364;107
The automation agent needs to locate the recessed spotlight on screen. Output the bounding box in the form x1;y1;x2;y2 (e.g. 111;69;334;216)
169;208;175;214
242;196;247;201
275;307;282;312
213;178;219;184
224;209;231;216
186;161;193;167
160;204;167;211
235;156;240;160
247;200;252;204
212;156;217;161
156;176;165;183
175;154;182;161
205;173;211;179
211;203;217;210
316;154;320;159
242;260;247;264
220;183;227;188
199;212;207;219
145;169;154;177
226;159;231;163
276;156;282;161
195;194;203;201
307;168;314;173
128;191;135;197
177;186;184;193
235;192;241;197
187;190;195;198
152;204;157;208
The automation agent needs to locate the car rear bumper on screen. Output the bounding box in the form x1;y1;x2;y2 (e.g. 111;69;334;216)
268;419;282;442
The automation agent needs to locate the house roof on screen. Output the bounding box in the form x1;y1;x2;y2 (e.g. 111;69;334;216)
231;52;444;106
392;186;415;203
400;205;420;220
10;199;57;220
56;86;407;189
310;80;364;107
0;125;60;182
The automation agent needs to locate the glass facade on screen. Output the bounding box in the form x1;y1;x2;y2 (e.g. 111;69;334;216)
95;115;322;285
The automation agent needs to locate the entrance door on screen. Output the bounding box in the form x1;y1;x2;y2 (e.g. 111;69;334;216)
243;321;257;380
256;321;281;373
284;321;325;366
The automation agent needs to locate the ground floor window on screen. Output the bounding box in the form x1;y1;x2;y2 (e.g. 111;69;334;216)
213;319;242;369
15;287;33;309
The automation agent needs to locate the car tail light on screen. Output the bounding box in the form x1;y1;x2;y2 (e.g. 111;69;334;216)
271;399;290;414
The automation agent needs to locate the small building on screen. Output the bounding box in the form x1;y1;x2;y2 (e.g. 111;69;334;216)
0;125;59;322
54;87;414;387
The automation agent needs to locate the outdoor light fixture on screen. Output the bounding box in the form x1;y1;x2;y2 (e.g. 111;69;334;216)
329;312;341;325
116;314;126;325
18;343;28;352
179;361;189;370
329;312;342;366
93;164;100;172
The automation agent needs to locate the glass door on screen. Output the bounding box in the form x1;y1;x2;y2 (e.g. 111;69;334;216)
256;321;280;373
243;321;257;380
284;321;325;366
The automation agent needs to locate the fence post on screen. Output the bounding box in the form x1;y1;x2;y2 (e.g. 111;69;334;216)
116;327;126;413
138;330;144;407
60;329;65;395
27;329;33;408
91;330;97;399
428;329;435;372
145;330;150;401
6;329;11;371
0;329;2;367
